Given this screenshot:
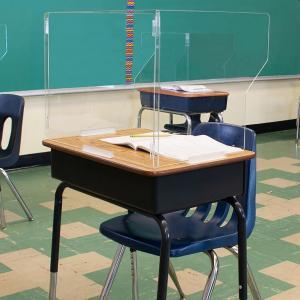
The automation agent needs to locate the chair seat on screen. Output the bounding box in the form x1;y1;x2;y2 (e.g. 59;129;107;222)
100;209;239;257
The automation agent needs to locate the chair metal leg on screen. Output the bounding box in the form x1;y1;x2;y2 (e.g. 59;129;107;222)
208;112;223;123
130;249;139;300
218;113;224;123
0;168;33;221
99;244;126;300
227;246;262;300
202;250;219;300
168;260;186;300
296;100;300;144
0;183;6;229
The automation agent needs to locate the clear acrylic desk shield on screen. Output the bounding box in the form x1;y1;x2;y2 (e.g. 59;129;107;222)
45;10;269;167
0;24;7;62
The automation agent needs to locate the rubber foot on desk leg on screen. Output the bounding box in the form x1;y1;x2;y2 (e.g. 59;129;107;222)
49;272;57;300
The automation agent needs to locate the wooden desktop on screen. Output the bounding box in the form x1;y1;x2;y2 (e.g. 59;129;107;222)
137;88;229;98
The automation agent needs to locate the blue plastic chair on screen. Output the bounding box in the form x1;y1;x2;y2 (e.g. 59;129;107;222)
296;99;300;144
0;94;33;229
99;123;260;300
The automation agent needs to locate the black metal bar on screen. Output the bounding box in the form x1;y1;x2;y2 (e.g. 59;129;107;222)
225;196;247;300
50;181;67;273
153;215;170;300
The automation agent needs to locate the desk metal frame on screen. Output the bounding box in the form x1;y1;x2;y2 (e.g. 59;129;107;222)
48;148;249;300
137;107;223;135
137;107;194;135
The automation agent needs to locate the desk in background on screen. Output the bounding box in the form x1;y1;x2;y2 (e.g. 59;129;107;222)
138;88;229;134
43;128;254;300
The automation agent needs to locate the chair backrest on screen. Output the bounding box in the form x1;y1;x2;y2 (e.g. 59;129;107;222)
0;94;24;167
192;122;256;237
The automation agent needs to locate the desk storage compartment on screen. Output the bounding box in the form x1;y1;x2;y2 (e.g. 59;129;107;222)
51;150;245;215
140;92;228;113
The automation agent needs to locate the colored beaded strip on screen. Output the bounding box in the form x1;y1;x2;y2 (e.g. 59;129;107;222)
125;0;135;83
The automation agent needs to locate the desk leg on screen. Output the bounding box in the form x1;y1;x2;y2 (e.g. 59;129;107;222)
154;215;170;300
226;197;247;300
49;182;68;300
137;107;145;128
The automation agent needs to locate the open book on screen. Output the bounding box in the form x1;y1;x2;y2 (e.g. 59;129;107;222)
101;133;242;164
160;84;212;93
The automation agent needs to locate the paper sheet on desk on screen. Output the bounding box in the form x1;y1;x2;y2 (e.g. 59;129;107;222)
160;84;213;93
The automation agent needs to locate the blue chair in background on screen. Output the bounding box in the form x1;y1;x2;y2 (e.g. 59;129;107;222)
99;123;260;300
296;98;300;144
0;94;33;229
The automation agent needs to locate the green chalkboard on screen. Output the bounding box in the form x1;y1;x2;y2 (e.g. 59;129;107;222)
0;0;300;92
47;11;156;89
0;0;129;92
153;11;271;83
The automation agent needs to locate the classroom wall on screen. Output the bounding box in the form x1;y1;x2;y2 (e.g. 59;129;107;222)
20;78;300;155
